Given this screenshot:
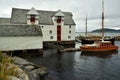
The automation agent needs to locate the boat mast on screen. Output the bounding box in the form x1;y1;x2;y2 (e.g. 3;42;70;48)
85;13;87;38
102;0;104;38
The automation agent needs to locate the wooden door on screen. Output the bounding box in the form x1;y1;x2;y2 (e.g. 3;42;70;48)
57;26;61;41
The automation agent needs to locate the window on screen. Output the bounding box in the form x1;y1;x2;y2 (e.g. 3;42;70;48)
50;30;52;34
57;16;61;23
50;36;53;39
68;36;71;39
69;31;71;34
57;19;61;23
58;16;61;19
30;15;35;22
69;25;71;29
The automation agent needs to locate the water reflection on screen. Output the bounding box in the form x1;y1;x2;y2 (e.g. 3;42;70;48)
26;41;120;80
27;49;120;80
80;51;118;59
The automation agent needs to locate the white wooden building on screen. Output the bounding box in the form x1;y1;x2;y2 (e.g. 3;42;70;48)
0;7;75;51
0;25;43;51
11;7;76;42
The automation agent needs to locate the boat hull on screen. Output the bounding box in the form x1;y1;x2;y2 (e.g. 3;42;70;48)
81;38;115;45
80;46;118;52
81;39;94;45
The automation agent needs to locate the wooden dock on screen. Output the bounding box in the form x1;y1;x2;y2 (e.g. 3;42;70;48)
58;48;80;53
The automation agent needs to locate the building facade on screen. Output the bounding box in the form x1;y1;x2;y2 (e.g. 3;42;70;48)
0;7;76;51
0;25;43;51
11;7;76;42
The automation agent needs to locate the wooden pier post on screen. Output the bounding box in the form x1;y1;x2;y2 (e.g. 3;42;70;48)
38;49;43;56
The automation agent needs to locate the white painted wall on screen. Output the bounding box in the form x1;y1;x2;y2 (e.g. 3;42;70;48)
40;25;57;41
61;25;75;41
41;24;75;42
0;36;43;51
52;16;75;41
27;20;39;25
40;16;75;42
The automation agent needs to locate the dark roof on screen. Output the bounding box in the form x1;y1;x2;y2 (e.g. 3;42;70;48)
0;25;42;36
11;8;76;25
0;18;11;24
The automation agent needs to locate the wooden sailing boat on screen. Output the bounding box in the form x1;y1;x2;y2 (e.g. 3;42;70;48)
80;0;118;52
81;14;94;44
80;40;118;52
81;0;115;45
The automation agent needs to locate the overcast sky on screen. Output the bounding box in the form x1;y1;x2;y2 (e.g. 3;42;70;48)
0;0;120;32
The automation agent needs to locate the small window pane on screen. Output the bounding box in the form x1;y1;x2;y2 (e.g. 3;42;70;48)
50;36;53;39
68;36;71;39
50;30;52;34
69;31;71;34
30;15;35;22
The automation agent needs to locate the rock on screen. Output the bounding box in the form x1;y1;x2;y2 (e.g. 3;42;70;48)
5;63;23;73
5;63;29;80
12;56;48;80
31;72;40;80
17;72;29;80
1;54;48;80
32;68;48;76
8;76;20;80
24;65;34;70
12;56;33;65
31;65;48;80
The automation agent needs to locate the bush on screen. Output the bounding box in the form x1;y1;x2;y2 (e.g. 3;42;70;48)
0;51;16;80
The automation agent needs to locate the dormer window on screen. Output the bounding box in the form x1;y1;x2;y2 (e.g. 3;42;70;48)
54;10;64;24
27;7;39;25
30;15;35;22
57;16;61;23
58;16;61;19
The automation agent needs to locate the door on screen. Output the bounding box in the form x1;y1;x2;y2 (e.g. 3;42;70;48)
57;25;61;41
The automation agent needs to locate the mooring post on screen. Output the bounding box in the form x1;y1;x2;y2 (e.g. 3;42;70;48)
23;50;27;54
38;49;43;56
57;41;59;53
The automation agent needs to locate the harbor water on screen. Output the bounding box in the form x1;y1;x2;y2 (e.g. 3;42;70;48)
27;41;120;80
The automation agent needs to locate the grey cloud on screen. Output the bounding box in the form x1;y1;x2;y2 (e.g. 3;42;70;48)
0;0;120;32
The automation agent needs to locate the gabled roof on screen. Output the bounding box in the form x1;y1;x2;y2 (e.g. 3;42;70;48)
27;7;39;15
0;25;42;36
0;18;10;24
11;8;76;25
54;10;65;17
